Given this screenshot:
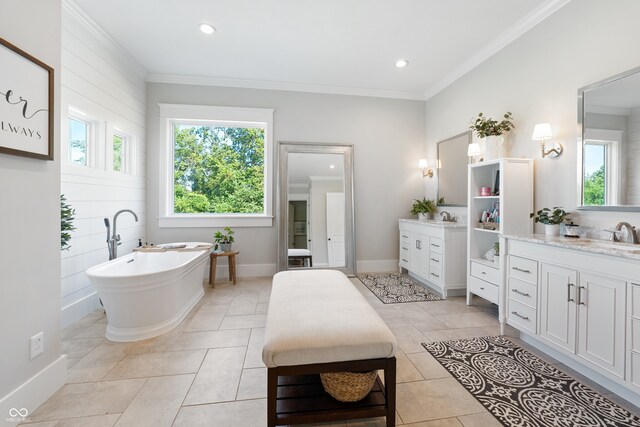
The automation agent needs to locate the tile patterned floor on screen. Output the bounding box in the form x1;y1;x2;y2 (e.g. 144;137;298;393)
22;275;640;426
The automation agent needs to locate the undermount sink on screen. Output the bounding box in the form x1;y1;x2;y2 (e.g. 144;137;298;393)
576;240;640;252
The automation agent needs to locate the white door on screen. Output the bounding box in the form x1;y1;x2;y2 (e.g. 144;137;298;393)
326;192;345;267
577;272;626;378
539;263;577;353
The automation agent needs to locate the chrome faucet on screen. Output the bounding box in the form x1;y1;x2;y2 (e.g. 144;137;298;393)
612;221;639;244
440;211;456;222
105;209;139;260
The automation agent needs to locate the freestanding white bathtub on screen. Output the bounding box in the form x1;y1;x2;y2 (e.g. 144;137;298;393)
86;242;211;342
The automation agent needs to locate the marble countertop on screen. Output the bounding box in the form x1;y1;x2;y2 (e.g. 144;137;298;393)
503;234;640;261
399;218;467;228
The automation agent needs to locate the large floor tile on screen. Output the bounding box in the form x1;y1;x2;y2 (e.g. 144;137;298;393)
219;314;267;330
61;337;104;360
396;351;424;383
457;412;502;427
243;328;266;368
170;329;251;351
66;341;135;383
406;352;450;380
115;374;194;426
227;294;259;315
104;349;206;379
184;346;247;405
184;304;228;332
173;399;266;427
28;379;145;422
402;418;463;426
396;378;485;424
236;368;267;400
54;413;121;426
434;312;498;329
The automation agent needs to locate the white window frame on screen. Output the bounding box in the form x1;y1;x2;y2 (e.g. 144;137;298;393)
67;107;97;168
112;129;130;174
584;128;623;205
158;103;274;228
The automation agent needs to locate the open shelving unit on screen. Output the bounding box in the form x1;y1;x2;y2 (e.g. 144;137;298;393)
467;158;534;308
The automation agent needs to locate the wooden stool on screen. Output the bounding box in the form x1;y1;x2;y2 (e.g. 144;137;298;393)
209;251;239;286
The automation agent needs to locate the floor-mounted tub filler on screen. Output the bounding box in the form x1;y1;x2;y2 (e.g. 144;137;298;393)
86;242;212;342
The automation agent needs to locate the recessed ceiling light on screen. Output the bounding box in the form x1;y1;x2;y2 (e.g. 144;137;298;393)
199;23;216;35
395;59;409;68
329;164;335;169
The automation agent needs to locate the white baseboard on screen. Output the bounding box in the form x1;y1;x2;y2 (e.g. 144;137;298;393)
357;259;399;273
60;292;102;329
207;262;277;279
0;355;67;426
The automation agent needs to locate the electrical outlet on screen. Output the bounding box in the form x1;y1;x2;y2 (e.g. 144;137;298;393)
30;331;43;360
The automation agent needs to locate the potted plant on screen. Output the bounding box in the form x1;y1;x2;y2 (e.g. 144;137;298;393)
213;226;235;252
493;241;500;266
469;112;515;160
410;197;438;220
530;207;571;237
61;195;76;251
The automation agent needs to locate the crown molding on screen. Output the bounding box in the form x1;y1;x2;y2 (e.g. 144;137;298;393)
62;0;148;80
424;0;571;100
147;73;426;101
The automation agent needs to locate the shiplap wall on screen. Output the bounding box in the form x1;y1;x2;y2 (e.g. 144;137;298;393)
60;0;147;327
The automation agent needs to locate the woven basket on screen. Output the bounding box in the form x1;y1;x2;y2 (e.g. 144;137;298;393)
320;371;377;402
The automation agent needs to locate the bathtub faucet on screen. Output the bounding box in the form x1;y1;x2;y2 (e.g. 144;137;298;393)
106;209;139;260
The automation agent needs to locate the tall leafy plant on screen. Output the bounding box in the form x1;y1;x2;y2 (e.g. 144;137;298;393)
469;112;515;138
61;195;76;251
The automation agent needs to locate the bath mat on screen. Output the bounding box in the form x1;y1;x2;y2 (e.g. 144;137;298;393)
422;336;640;427
357;272;441;304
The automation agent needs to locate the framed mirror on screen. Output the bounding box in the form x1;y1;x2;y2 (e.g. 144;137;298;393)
578;66;640;211
276;142;356;275
437;131;471;206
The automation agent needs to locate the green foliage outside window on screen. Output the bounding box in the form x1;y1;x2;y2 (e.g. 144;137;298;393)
583;165;605;206
173;125;265;214
113;135;123;172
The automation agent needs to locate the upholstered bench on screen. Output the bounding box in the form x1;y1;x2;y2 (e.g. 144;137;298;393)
263;270;397;427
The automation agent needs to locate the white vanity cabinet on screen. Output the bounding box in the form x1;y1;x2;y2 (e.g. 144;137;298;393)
399;219;466;298
504;236;639;399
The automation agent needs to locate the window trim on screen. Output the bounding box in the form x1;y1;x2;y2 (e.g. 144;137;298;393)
583;128;623;205
158;103;274;228
67;109;96;167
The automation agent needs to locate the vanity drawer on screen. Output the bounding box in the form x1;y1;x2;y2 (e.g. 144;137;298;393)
429;252;442;267
429;237;443;254
508;299;537;334
631;352;640;387
632;284;640;318
470;261;499;285
508;277;537;308
469;276;498;304
632;318;640;352
400;249;409;266
508;255;538;284
429;267;442;284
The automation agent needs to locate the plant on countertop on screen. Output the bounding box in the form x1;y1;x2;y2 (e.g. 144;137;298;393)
214;226;235;244
61;194;76;251
529;207;571;225
410;197;438;215
469;112;515;138
493;241;500;255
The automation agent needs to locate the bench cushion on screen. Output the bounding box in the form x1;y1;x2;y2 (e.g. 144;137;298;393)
262;270;397;368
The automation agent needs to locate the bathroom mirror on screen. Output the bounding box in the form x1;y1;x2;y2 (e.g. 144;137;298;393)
437;131;470;206
578;65;640;211
276;142;355;275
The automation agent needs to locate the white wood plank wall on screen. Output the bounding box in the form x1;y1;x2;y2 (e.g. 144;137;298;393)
60;1;147;327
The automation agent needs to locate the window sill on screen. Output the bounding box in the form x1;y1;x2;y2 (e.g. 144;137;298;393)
158;215;273;228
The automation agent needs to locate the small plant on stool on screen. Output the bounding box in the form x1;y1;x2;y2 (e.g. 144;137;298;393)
214;227;235;252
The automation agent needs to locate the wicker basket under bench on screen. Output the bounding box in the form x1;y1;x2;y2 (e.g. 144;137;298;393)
263;270;398;427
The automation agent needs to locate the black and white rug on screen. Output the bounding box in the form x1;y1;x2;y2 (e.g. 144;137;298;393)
357;272;441;304
423;336;640;427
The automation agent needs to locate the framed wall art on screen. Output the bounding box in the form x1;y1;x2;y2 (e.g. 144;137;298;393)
0;37;54;160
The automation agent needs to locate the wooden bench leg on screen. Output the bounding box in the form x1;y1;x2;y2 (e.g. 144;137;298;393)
209;255;217;286
231;255;237;285
385;357;397;427
267;368;278;427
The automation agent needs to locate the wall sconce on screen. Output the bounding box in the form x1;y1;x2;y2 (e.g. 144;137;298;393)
467;142;482;163
418;159;433;178
532;123;563;158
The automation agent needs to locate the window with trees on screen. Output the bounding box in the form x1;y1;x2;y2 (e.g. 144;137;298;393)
68;117;90;166
159;104;274;227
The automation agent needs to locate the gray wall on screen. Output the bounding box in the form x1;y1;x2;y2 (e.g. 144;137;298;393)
425;0;640;229
0;0;64;413
146;84;425;273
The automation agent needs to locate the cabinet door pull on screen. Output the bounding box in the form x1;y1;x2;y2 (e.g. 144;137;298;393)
480;287;485;290
402;234;409;238
511;311;529;321
402;258;408;263
431;243;440;248
578;286;586;305
430;258;439;262
567;283;575;302
402;247;408;250
431;272;440;278
416;240;420;249
512;289;530;297
512;266;531;273
481;271;486;275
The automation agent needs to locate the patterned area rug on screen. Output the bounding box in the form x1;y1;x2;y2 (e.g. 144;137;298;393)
423;336;640;427
357;272;441;304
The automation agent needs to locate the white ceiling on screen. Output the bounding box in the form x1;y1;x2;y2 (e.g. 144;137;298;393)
288;153;344;186
72;0;568;100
